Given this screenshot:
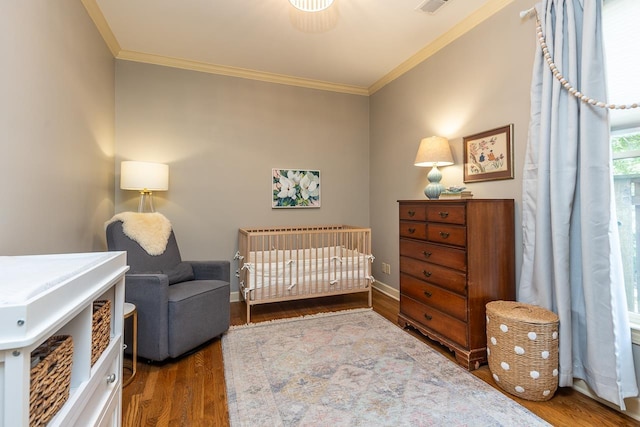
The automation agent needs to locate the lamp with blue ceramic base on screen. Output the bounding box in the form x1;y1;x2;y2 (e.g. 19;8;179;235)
414;136;454;200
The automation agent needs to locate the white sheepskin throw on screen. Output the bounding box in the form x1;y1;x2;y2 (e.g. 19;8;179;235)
106;212;172;255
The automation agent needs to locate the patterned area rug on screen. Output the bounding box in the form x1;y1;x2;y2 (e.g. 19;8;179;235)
222;309;551;426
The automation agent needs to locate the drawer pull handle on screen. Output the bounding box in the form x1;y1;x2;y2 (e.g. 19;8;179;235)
422;270;432;278
408;211;416;217
439;211;449;218
106;373;117;384
439;231;450;238
424;291;432;298
424;313;433;321
422;251;432;258
408;228;416;234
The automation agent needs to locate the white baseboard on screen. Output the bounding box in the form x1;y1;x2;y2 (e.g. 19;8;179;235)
372;280;399;300
572;379;640;422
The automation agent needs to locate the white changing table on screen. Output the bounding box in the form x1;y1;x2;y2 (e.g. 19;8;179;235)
0;252;128;427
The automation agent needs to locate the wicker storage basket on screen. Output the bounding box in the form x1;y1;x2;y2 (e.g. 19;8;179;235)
30;335;74;426
91;300;111;365
486;300;559;401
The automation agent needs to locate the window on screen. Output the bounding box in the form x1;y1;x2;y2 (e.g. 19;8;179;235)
605;0;640;323
612;129;640;322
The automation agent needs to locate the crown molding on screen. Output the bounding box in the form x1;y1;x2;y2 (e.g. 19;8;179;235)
116;50;369;96
81;0;121;57
368;0;514;95
82;0;511;97
80;0;367;96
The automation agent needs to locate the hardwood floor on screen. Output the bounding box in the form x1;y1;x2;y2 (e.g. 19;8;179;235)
122;290;639;426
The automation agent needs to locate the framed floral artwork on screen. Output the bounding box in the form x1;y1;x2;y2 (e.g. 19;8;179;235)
272;169;321;208
463;124;514;183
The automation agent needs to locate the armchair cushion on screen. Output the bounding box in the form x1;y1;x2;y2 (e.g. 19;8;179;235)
168;279;230;358
159;262;195;285
189;260;230;281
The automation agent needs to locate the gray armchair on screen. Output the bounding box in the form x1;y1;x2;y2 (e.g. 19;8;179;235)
106;219;230;362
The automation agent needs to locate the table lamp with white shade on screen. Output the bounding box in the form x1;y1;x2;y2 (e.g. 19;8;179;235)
414;136;454;200
120;161;169;212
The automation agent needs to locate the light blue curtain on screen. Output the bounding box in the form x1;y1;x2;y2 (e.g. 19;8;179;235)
520;0;638;409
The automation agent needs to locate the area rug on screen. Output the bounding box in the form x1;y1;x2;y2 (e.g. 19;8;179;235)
222;309;551;426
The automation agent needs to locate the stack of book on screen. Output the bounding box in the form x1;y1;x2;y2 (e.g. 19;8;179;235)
439;190;473;199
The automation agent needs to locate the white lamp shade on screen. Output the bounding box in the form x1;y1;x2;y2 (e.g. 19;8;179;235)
120;161;169;191
414;136;454;167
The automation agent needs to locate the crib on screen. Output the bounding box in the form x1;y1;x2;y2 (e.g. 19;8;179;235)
235;225;374;323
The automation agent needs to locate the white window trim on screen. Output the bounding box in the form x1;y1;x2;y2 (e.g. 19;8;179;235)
631;324;640;345
629;312;640;344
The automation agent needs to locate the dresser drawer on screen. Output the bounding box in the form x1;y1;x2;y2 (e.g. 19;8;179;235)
399;239;466;271
399;221;427;239
427;224;466;247
426;204;465;224
400;273;467;321
400;296;468;348
400;256;467;295
399;205;426;221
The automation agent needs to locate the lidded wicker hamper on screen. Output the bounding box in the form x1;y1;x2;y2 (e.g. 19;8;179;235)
486;300;559;401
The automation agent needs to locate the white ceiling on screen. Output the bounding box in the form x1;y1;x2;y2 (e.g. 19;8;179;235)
90;0;509;94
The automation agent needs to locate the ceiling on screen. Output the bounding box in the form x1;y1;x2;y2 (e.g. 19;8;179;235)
84;0;512;95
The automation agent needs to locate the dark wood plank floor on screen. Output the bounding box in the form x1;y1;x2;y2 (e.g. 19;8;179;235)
122;289;639;426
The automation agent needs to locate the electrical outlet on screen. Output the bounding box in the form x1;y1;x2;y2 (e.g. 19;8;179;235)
381;262;391;275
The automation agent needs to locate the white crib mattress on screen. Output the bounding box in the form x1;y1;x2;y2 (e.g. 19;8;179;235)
244;247;371;290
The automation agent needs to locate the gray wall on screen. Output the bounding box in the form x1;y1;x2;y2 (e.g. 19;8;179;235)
0;0;115;255
369;0;536;295
114;61;370;292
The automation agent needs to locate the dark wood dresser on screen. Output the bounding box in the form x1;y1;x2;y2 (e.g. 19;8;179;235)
397;199;515;370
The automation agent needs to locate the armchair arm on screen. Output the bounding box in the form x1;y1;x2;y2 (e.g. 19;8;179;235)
124;273;171;361
187;260;230;282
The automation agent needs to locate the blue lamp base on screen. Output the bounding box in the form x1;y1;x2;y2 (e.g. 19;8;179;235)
424;165;444;200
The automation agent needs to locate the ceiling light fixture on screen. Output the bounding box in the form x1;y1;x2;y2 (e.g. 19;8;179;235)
289;0;335;13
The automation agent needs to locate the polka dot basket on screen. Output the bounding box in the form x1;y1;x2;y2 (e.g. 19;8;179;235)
486;300;559;401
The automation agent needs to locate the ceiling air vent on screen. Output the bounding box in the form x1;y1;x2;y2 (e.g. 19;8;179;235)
415;0;450;14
